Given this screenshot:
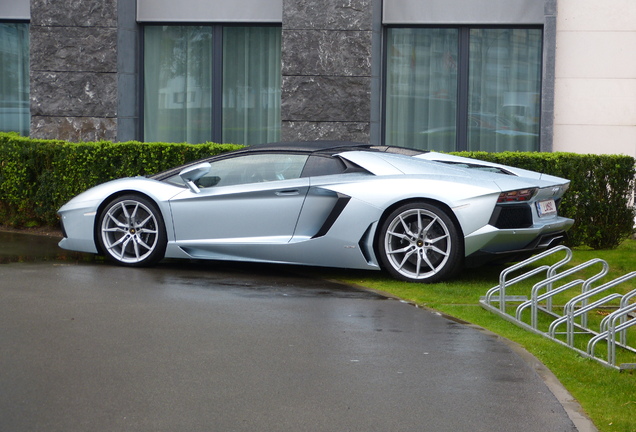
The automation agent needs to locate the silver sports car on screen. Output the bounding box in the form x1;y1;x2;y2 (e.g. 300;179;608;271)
58;141;574;282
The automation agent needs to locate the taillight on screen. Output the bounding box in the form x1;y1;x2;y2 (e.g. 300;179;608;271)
497;188;537;203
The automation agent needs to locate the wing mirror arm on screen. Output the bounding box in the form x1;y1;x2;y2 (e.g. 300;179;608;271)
179;162;211;194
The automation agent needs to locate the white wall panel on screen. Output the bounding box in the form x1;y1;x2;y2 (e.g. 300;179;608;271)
138;0;282;23
0;0;30;19
383;0;544;24
553;0;636;155
555;78;636;126
556;32;636;79
554;125;636;157
557;0;636;31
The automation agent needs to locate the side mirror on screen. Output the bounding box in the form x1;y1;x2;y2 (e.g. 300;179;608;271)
179;162;211;193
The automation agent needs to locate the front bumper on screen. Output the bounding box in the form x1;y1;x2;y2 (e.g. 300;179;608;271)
58;208;99;254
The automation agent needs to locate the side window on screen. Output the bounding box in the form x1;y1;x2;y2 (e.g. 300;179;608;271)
197;153;308;188
301;155;371;177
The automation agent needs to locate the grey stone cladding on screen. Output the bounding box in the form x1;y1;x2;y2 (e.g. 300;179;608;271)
281;0;373;143
30;0;118;141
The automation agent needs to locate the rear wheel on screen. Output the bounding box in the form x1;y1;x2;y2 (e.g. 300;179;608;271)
97;195;167;266
378;202;463;283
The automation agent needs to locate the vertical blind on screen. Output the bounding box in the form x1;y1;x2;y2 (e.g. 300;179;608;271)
468;28;542;152
385;27;542;152
385;28;458;152
0;23;29;136
144;26;214;144
222;27;281;145
144;25;281;145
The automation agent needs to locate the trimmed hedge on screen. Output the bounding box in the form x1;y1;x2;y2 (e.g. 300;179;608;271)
0;133;242;226
1;132;634;249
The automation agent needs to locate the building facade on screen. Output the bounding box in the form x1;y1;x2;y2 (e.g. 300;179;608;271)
0;0;634;157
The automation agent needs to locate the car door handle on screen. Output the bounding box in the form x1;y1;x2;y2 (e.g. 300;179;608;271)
275;189;300;196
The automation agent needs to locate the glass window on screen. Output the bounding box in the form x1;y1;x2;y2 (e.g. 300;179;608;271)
144;26;213;144
144;25;281;145
385;27;542;152
385;28;458;152
468;28;542;152
223;27;281;145
301;155;372;177
0;22;29;136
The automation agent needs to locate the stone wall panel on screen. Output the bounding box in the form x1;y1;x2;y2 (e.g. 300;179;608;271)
31;72;117;117
30;0;117;27
282;30;372;76
282;0;374;141
29;0;119;141
282;76;370;122
30;27;117;73
30;116;117;142
282;121;370;142
283;0;372;30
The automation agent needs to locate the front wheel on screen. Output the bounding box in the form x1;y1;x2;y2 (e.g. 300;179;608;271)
97;195;167;266
377;202;463;283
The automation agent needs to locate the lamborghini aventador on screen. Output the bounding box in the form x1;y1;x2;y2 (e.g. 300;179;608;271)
58;141;574;282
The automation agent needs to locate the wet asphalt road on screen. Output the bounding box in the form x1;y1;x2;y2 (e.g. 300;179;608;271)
0;232;593;432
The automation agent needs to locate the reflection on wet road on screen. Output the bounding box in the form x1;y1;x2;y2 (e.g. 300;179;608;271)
0;231;585;432
0;231;90;264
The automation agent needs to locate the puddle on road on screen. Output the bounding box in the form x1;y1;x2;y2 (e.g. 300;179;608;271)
157;264;387;299
0;231;386;300
0;231;95;264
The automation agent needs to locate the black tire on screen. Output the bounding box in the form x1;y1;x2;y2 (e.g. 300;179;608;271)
96;194;167;266
377;202;463;283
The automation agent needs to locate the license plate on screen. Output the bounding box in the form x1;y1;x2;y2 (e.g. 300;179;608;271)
537;199;557;217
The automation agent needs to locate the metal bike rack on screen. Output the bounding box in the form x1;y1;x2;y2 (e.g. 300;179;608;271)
480;246;636;370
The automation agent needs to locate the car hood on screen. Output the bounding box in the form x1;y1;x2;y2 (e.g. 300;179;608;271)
58;176;183;212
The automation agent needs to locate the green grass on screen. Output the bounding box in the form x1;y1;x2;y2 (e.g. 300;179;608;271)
316;240;636;432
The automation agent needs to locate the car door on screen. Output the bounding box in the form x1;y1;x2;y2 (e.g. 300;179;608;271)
292;153;374;239
168;153;310;245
